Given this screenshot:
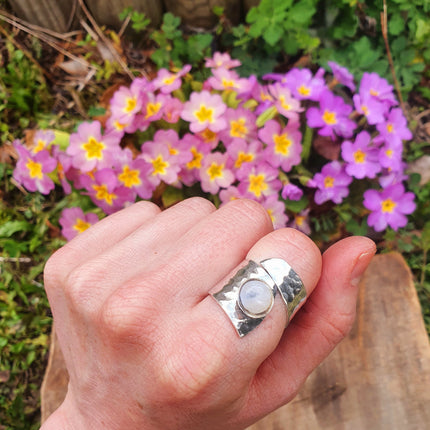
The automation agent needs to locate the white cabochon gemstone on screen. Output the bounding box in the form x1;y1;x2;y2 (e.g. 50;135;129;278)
239;279;273;317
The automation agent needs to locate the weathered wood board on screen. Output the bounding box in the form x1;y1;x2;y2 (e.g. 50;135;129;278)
41;252;430;428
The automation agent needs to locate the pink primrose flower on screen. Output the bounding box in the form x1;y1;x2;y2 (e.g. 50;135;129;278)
67;121;121;172
206;68;256;97
219;186;246;205
109;84;144;123
261;195;289;229
377;140;404;173
195;128;220;150
140;133;182;186
310;161;352;205
162;96;183;123
328;61;356;92
51;145;73;194
152;65;191;94
181;91;227;133
13;141;56;194
178;134;211;187
363;183;415;231
341;131;381;179
288;209;311;235
141;93;166;125
378;166;408;188
114;148;155;200
306;90;356;139
284;68;326;101
268;83;303;122
353;94;387;125
84;168;135;215
226;138;263;170
219;108;258;144
199;152;235;194
59;207;99;241
376;108;413;146
31;130;55;153
258;120;302;172
205;52;241;69
237;161;281;201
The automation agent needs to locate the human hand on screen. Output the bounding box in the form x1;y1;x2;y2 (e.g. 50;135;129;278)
41;197;375;430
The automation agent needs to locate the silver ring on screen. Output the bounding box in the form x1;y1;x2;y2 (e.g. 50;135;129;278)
212;258;306;337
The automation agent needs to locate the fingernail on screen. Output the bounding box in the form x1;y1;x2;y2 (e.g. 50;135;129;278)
350;251;374;287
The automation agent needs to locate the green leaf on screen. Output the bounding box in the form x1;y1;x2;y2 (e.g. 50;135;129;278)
388;13;405;35
262;24;282;46
0;221;32;238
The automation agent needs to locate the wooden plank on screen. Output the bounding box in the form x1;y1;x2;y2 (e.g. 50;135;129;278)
248;252;430;430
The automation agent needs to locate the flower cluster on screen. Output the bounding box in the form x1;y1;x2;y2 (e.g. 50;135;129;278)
12;53;415;240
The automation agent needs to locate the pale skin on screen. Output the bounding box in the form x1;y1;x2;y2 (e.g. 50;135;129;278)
41;197;376;430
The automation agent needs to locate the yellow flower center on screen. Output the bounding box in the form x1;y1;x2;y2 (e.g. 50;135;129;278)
322;110;337;125
163;75;177;85
279;95;291;110
274;134;292;155
113;120;127;131
145;102;162;119
124;97;137;113
361;105;369;115
151;155;169;176
118;165;141;188
298;85;310;96
324;176;335;188
186;147;203;169
260;91;273;102
26;159;43;179
200;128;217;142
381;198;396;213
33;139;46;153
267;208;275;224
82;137;105;160
295;215;305;226
73;218;91;233
370;89;379;96
234;151;254;169
230;118;248;138
248;174;268;198
195;105;214;123
207;162;224;181
386;123;394;133
385;149;393;158
222;78;236;89
353;149;366;164
93;184;116;205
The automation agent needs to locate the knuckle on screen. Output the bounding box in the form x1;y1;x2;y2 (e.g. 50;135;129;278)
132;199;161;216
43;246;75;293
228;198;272;228
176;196;216;214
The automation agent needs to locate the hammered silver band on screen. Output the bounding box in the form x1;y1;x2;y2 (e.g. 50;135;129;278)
212;258;306;337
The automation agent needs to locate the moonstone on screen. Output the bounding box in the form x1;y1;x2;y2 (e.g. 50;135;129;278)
239;280;273;317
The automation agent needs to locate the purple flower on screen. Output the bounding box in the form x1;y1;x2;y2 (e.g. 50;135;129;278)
376;108;413;145
258;119;302;172
281;183;303;201
341;131;381;179
261;195;289;229
237;161;281;201
181;91;227;133
67;121;121;172
363;183;416;231
310;161;352;204
284;68;326;101
328;61;356;92
377;140;404;172
359;72;398;108
353;93;387;125
199;152;235;194
32;130;56;153
59;207;99;241
13;141;56;194
306;90;356;139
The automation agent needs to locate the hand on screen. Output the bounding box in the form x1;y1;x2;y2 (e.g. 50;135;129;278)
41;198;375;430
